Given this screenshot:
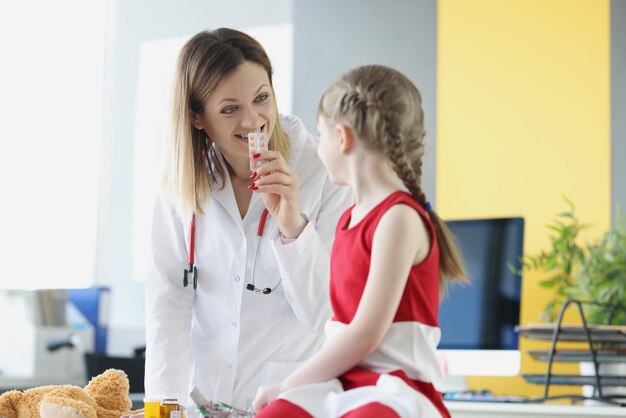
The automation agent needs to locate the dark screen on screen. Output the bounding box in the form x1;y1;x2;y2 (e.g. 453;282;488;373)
438;217;524;350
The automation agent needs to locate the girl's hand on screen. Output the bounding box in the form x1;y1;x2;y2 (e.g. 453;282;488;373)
252;382;285;413
249;150;307;239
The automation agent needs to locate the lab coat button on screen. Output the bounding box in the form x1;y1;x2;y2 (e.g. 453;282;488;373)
234;275;240;281
227;363;233;369
232;321;237;327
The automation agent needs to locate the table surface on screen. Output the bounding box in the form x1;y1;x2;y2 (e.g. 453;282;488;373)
445;400;626;418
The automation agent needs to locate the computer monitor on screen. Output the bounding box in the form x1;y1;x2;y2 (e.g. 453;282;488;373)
437;217;525;382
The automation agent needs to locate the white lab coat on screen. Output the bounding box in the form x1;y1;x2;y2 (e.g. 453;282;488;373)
144;115;353;411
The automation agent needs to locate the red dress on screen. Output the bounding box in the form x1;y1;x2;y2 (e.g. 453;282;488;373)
258;191;449;418
330;191;449;418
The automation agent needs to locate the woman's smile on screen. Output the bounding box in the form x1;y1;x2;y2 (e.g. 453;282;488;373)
234;123;267;144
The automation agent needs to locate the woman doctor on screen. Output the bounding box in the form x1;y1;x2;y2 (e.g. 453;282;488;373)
144;28;353;412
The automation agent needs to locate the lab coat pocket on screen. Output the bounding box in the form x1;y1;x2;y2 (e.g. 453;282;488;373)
260;361;303;386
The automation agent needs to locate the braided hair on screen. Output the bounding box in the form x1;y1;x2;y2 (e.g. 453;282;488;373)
318;65;468;294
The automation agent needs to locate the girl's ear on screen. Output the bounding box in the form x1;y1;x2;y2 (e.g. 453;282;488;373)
191;113;204;130
336;124;353;154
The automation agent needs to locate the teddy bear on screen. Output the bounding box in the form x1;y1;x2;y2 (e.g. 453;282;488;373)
0;369;141;418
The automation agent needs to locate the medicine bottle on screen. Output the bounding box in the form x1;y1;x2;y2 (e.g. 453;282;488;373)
161;398;181;418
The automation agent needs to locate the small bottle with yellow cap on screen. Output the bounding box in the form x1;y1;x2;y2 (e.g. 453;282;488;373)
160;398;184;418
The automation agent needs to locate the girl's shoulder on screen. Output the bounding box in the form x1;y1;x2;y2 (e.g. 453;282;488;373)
380;191;431;232
374;191;424;218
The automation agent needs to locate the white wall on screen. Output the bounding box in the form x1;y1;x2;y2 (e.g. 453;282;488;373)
292;0;437;202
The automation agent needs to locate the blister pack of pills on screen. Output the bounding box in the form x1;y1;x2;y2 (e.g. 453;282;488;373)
198;402;253;418
248;131;268;171
191;388;253;417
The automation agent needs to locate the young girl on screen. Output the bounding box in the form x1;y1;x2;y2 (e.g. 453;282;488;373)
253;65;468;418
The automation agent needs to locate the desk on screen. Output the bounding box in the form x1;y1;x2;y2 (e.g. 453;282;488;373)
445;401;625;418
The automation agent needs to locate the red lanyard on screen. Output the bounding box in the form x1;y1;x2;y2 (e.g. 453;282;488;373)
257;208;270;236
189;213;196;266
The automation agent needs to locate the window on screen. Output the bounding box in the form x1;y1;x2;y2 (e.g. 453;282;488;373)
0;0;105;289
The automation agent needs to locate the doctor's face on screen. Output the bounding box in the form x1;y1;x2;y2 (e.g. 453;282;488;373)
193;61;276;167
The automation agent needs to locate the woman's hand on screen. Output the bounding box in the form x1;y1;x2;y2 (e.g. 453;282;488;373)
249;150;307;239
252;382;285;413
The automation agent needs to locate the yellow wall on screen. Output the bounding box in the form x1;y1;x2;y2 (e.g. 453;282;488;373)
437;0;610;397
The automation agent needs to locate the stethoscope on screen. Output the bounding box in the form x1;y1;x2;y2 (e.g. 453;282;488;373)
182;208;282;295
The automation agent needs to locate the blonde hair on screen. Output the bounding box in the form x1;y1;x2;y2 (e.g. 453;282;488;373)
318;65;468;293
165;28;290;220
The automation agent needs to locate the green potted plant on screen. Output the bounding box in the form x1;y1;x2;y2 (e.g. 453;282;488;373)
574;211;626;325
518;198;626;325
517;199;626;403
